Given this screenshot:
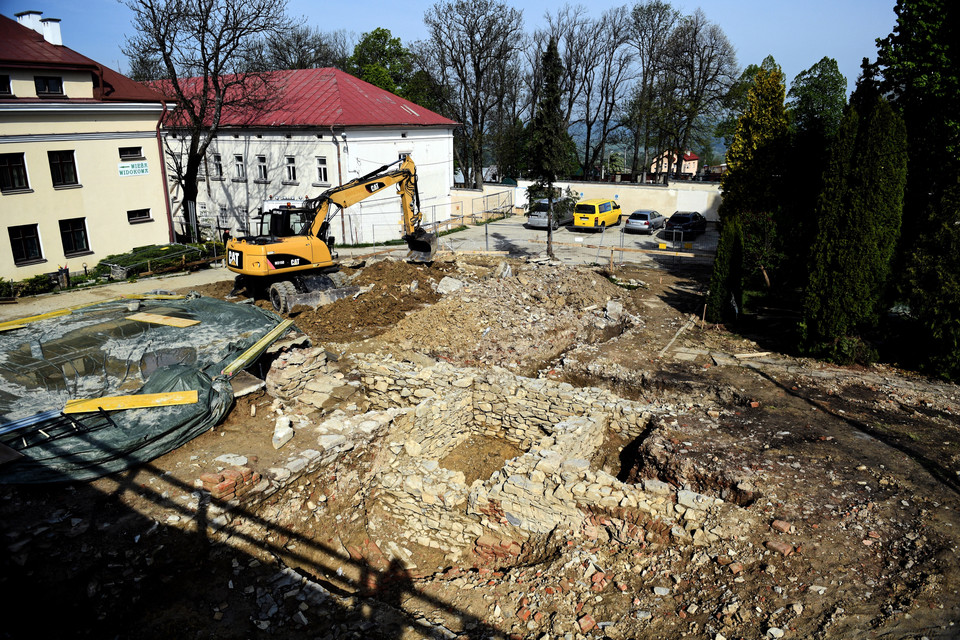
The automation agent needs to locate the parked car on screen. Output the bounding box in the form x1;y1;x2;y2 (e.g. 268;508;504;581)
526;197;575;230
573;198;622;229
623;209;665;234
664;211;707;238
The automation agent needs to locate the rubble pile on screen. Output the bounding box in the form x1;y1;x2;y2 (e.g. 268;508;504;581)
378;260;637;372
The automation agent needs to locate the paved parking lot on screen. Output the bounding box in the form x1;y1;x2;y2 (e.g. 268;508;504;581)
426;214;718;268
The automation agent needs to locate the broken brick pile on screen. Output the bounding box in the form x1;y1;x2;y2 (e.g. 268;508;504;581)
199;466;261;501
472;534;522;565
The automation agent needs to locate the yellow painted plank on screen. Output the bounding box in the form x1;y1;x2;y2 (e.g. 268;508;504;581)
127;312;200;327
0;324;26;333
222;319;295;377
121;294;187;300
63;390;199;414
0;298;124;331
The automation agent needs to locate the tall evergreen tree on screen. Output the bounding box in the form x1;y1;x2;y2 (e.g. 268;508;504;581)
713;63;788;292
706;217;744;323
877;0;960;379
782;57;847;279
527;38;566;258
800;96;907;361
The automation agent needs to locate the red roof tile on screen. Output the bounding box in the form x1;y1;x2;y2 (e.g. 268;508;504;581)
0;14;165;103
153;68;457;129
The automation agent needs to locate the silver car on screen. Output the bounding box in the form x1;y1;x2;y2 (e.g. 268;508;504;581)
624;209;665;234
526;198;575;230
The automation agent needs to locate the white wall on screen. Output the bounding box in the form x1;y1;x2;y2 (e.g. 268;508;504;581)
166;126;454;245
513;179;723;221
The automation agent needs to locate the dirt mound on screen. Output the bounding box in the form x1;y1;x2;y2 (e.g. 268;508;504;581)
290;259;454;343
377;261;633;374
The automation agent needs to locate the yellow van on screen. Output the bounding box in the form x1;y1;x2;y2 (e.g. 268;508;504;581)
573;198;622;229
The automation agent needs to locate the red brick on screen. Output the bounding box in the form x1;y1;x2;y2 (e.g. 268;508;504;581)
214;479;234;495
517;607;531;621
765;540;794;556
200;473;223;485
578;614;597;632
771;519;792;533
591;571;606;584
222;468;242;482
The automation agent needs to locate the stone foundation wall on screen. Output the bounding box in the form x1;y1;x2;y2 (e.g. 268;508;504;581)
355;357;650;443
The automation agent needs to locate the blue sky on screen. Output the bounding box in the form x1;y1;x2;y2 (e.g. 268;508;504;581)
1;0;897;95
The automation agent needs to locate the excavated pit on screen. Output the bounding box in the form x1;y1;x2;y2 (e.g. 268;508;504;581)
342;356;755;571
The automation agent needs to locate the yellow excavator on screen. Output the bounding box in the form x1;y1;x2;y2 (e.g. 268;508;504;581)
225;156;437;312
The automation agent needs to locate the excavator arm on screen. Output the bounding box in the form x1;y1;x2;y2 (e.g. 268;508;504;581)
305;156;436;260
225;155;437;286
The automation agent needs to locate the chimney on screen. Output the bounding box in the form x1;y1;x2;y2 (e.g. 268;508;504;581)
15;11;62;45
15;10;43;34
41;18;62;45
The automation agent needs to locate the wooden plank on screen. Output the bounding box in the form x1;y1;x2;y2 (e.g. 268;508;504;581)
63;390;199;414
734;351;773;360
222;319;295;377
527;239;699;258
127;312;200;327
121;294;187;301
0;324;25;333
0;298;124;331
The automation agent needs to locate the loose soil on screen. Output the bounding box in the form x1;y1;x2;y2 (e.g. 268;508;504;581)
2;255;959;640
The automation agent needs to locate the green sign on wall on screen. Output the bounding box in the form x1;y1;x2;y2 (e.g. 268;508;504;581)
118;161;149;177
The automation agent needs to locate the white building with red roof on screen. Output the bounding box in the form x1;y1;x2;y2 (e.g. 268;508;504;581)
159;68;457;245
0;11;173;281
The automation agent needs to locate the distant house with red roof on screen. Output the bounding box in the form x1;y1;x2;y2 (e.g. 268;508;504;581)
0;11;173;281
156;68;457;244
649;150;700;180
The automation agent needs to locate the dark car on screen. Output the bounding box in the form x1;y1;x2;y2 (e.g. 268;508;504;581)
664;211;707;239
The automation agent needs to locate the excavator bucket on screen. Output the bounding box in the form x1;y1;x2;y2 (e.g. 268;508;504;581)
405;228;438;263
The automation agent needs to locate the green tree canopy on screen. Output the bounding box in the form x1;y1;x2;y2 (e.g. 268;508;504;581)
716;63;788;287
877;0;960;379
787;56;847;140
350;28;412;95
801;95;907;362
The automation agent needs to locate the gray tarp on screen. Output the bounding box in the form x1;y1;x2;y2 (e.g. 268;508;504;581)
0;294;287;483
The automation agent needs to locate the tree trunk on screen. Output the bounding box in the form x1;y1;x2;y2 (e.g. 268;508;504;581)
546;185;555;259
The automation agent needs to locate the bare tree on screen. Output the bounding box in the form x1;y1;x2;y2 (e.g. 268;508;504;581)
420;0;525;189
261;25;352;71
575;6;636;179
124;0;287;241
531;5;593;128
627;0;679;180
663;9;737;179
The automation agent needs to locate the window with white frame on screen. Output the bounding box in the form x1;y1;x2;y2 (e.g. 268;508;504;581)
285;156;297;182
9;224;43;264
59;217;90;256
211;153;223;179
315;156;328;183
256;155;268;181
0;153;29;192
233;154;245;180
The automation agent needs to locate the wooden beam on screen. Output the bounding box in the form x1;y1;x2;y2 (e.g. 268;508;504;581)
0;297;124;332
63;390;199;414
221;319;295;377
127;312;200;327
526;239;699;258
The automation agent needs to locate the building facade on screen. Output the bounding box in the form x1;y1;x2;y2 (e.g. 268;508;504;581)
0;12;172;281
161;68;457;245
